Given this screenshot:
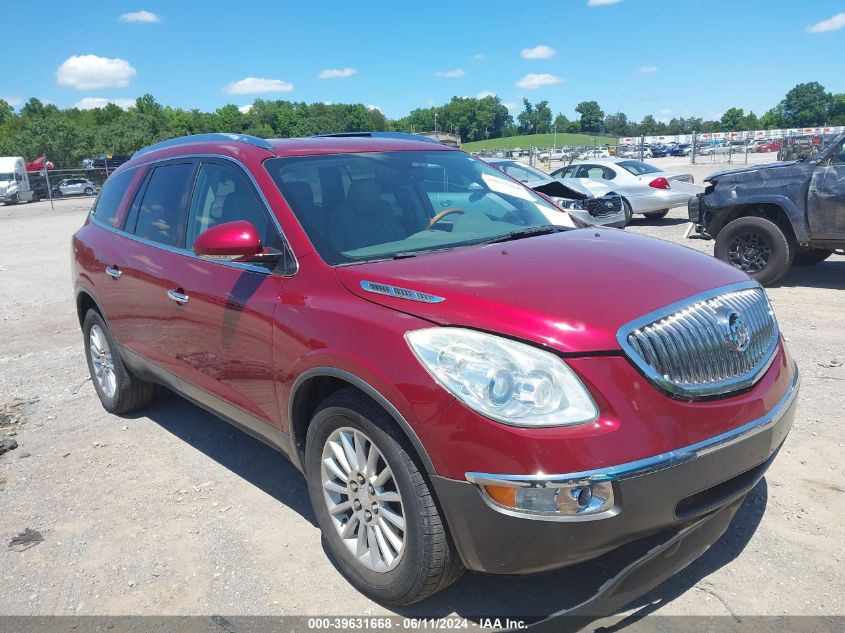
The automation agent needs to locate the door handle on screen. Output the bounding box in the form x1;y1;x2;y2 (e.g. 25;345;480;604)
167;289;189;305
105;266;122;279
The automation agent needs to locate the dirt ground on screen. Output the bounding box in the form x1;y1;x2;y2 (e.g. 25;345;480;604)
0;182;843;626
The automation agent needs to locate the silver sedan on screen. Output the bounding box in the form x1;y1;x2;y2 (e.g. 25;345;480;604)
550;158;701;221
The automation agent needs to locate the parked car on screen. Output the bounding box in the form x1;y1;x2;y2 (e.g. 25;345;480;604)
688;132;845;285
89;155;131;169
756;140;782;153
698;142;731;156
486;158;627;228
72;132;799;606
619;146;652;159
578;148;611;160
650;145;673;158
0;156;36;204
53;178;96;197
667;143;692;157
551;158;700;222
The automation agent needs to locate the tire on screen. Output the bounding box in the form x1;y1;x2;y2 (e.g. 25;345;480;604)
82;309;156;414
714;216;793;286
793;248;833;266
305;388;463;605
622;199;634;226
54;190;62;198
84;187;94;196
643;209;669;220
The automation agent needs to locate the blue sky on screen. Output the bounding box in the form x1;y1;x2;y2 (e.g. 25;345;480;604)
2;0;844;122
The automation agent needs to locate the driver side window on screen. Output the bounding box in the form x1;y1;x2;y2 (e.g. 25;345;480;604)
834;143;845;165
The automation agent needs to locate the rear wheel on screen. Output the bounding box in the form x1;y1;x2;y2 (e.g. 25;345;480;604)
643;209;669;220
793;248;833;266
714;216;793;286
84;187;94;196
305;389;463;605
83;310;156;414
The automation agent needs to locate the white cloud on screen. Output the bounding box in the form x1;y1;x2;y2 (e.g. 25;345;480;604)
434;69;466;78
521;45;557;59
638;66;658;73
516;73;563;90
660;108;672;114
223;77;294;95
1;96;22;107
476;91;496;99
56;54;137;90
587;0;623;6
318;67;357;79
367;105;381;111
238;104;253;114
806;12;845;33
503;102;518;110
74;97;135;110
119;10;160;23
472;53;486;61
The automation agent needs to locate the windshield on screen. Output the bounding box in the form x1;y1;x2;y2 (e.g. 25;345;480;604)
617;160;662;176
0;173;14;182
265;150;573;265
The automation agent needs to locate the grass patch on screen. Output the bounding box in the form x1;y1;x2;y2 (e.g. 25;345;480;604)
461;133;616;152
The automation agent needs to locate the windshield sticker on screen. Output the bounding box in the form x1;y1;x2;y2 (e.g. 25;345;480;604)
481;172;534;201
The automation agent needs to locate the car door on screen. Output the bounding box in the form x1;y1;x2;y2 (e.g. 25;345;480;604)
160;159;286;427
106;159;197;370
808;141;845;239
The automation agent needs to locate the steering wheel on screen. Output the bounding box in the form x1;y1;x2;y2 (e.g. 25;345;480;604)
427;207;465;230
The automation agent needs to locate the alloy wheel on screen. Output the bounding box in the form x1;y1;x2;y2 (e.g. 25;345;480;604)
89;324;117;398
727;232;771;274
320;427;406;572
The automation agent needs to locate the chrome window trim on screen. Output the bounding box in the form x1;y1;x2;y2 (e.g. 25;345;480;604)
616;280;779;398
466;366;799;520
90;153;298;276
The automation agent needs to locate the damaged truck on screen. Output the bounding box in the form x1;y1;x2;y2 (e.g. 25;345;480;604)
688;132;845;285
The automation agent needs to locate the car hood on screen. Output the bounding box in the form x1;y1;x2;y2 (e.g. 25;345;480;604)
706;160;801;182
529;177;613;200
335;228;748;354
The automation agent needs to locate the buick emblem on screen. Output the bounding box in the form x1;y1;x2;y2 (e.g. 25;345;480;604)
726;311;750;352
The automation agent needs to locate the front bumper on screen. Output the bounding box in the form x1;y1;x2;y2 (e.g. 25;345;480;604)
433;367;798;575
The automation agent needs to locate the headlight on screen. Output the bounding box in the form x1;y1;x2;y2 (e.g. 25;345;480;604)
405;328;598;427
552;197;584;211
7;185;17;193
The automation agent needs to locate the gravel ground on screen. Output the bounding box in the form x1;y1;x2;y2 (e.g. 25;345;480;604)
0;186;843;625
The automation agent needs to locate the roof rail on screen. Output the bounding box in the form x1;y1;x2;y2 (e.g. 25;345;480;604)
132;133;274;158
313;132;443;145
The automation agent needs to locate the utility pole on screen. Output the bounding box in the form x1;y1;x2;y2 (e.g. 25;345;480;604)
434;112;438;140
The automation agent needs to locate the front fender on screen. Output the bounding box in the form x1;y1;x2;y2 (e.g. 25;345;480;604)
703;193;808;242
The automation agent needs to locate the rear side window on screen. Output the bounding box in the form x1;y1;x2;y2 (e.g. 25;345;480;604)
91;167;138;228
617;160;661;176
133;162;195;247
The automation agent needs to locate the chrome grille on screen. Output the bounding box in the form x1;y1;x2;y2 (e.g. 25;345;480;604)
618;282;778;398
584;195;622;218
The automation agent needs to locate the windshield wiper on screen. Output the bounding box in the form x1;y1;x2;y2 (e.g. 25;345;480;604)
478;225;564;245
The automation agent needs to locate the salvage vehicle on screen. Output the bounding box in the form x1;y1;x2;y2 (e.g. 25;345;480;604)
688;132;845;285
52;178;96;197
551;158;699;222
73;132;799;608
0;156;36;204
485;158;627;228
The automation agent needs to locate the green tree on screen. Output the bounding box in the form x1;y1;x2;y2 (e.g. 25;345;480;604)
574;101;604;133
603;112;630;137
744;111;760;131
0;99;13;126
781;82;832;126
720;107;745;130
760;105;786;130
828;94;845;126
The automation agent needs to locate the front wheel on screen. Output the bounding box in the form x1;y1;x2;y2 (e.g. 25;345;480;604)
305;389;463;605
643;209;669;220
793;248;833;266
622;199;634;226
84;187;94;195
714;216;793;286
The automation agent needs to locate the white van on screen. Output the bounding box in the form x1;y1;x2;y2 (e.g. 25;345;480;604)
0;157;34;204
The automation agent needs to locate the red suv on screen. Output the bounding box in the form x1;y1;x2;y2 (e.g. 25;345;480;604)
72;133;799;608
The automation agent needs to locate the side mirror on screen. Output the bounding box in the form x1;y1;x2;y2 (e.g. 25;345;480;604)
193;220;263;261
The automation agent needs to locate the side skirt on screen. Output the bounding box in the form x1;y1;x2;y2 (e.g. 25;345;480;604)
119;345;299;468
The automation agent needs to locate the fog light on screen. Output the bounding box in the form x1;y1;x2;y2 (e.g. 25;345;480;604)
479;480;614;517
